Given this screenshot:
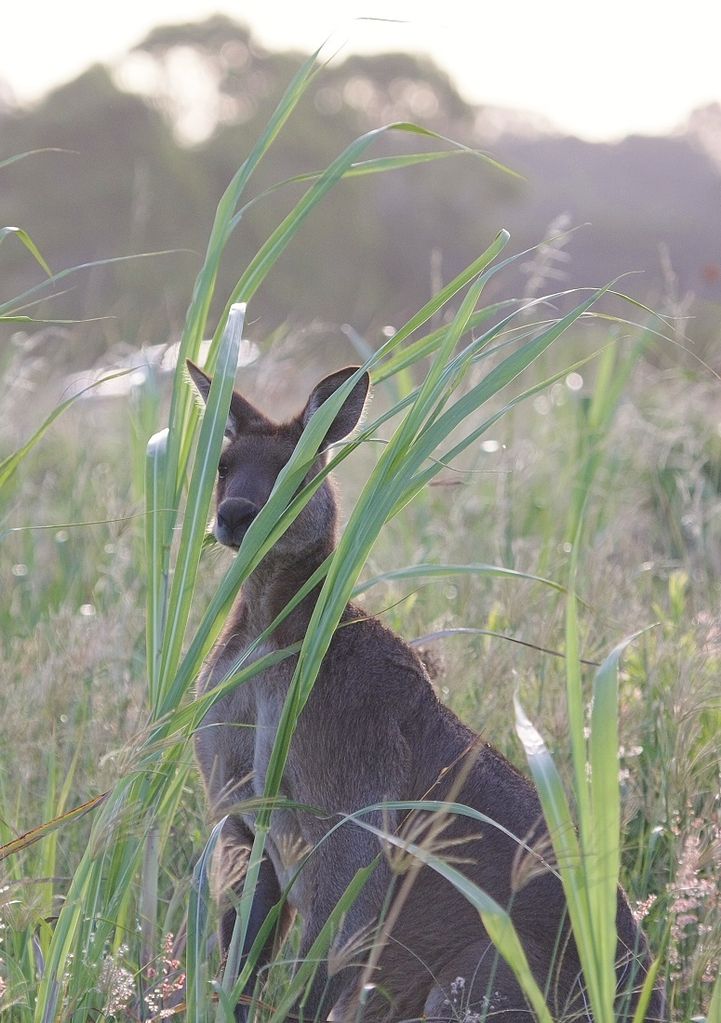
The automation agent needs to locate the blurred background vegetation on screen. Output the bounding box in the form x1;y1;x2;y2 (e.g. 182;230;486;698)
2;14;720;371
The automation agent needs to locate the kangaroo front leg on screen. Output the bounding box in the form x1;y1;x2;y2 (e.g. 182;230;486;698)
219;817;292;1022
290;833;392;1022
292;923;354;1023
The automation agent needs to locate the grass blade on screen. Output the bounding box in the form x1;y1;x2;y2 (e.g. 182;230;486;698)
0;225;51;275
0;369;135;491
146;427;170;712
157;304;245;707
354;561;567;597
0;793;107;863
188;818;227;1023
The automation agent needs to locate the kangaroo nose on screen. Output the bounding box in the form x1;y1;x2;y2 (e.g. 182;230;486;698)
215;498;259;548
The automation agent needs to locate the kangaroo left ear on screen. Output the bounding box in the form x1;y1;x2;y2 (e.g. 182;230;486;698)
186;359;214;403
186;359;265;439
302;367;370;451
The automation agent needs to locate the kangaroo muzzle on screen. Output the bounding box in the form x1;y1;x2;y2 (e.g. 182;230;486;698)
215;497;259;548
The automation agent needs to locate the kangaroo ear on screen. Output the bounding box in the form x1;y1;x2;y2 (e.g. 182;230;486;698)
302;367;370;451
186;359;262;439
186;359;213;403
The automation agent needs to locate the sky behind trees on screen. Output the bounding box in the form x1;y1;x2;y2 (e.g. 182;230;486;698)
3;0;721;141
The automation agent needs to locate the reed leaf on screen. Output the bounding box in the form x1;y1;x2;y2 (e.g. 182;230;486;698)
156;303;244;706
0;369;134;491
188;818;227;1023
0;225;51;275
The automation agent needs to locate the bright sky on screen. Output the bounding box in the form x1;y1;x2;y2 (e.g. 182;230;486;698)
3;0;721;141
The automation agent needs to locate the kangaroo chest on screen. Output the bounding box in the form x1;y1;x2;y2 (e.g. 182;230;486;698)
200;626;308;890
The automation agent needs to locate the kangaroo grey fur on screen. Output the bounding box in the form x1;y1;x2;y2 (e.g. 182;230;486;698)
188;361;663;1023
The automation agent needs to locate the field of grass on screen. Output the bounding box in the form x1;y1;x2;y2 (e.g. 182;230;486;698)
2;51;721;1023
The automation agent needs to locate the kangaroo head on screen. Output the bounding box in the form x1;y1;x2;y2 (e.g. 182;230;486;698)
187;361;370;555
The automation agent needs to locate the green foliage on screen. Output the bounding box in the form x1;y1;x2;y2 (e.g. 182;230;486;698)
1;39;720;1023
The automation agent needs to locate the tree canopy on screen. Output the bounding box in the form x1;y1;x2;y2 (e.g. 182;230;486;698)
2;15;719;365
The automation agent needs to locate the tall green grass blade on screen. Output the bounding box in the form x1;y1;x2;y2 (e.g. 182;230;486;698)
157;304;245;708
188;819;226;1023
588;637;623;1011
0;370;134;491
631;955;664;1023
0;250;182;318
401;346;614;514
0;314;108;325
516;621;653;1023
565;335;648;546
564;554;592;858
217;124;486;328
140;826;160;976
415;283;611;456
227;149;494;228
372;230;512;358
0;148;69;171
382;232;509;450
707;971;721;1023
0;226;51;275
587;629;654;1015
373;301;516;383
162;46;325;518
379;295;613;534
514;695;599;1008
354;562;567;597
146;427;170;712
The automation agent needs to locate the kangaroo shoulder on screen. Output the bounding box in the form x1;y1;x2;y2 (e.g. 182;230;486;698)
330;608;436;696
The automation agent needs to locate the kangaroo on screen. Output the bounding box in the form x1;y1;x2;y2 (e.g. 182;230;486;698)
188;360;663;1023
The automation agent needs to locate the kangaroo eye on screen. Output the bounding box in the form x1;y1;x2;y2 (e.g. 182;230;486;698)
218;460;229;480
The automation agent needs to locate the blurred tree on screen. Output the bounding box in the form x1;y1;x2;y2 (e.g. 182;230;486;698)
1;16;719;366
128;15;510;334
1;65;210;361
0;16;514;362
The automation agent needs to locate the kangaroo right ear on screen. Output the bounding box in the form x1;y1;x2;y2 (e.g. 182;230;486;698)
186;359;261;439
302;367;371;451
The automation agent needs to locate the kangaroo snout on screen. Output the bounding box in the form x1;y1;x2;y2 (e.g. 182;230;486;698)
215;497;259;548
